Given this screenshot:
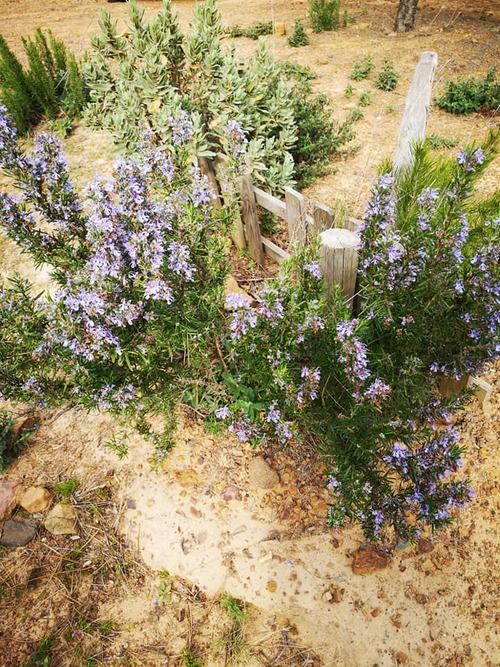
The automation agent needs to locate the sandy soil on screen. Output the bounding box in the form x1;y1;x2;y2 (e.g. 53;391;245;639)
0;1;499;666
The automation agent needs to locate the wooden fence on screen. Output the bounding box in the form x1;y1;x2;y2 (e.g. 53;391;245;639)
199;51;439;306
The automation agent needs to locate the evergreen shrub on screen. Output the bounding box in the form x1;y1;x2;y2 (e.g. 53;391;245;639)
436;68;500;115
0;29;88;135
83;0;356;193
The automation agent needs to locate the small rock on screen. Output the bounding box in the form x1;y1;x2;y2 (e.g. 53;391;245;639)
352;547;391;575
266;580;277;593
175;469;199;488
395;652;408;664
0;479;21;521
220;485;240;501
20;486;52;514
248;457;280;490
44;503;77;535
418;537;434;554
371;608;381;617
0;518;38;547
415;593;428;605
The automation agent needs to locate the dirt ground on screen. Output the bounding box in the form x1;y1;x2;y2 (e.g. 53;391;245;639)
0;1;499;666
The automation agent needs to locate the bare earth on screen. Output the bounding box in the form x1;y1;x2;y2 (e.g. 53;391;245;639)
0;1;499;666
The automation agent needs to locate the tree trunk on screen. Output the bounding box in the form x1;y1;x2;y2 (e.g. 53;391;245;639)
394;0;419;32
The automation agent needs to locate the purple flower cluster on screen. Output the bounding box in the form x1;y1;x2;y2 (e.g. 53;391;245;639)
336;319;370;388
226;293;258;340
457;147;485;173
296;366;320;406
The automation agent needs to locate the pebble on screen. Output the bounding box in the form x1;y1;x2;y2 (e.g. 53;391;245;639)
0;518;38;547
0;479;21;521
248;457;280;490
351;547;391;575
44;502;77;535
417;537;434;554
20;486;52;514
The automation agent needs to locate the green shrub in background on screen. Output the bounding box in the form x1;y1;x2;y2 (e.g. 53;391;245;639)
375;60;399;91
288;78;359;187
308;0;341;32
225;21;273;40
348;55;374;81
0;28;88;135
436;68;499;115
288;20;310;47
84;0;357;193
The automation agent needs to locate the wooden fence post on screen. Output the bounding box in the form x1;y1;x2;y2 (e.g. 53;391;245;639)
319;228;360;305
213;154;246;251
239;172;265;265
198;156;222;210
311;202;334;235
285;188;307;246
393;51;438;172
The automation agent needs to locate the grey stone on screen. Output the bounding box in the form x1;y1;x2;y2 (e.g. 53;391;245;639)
0;518;38;547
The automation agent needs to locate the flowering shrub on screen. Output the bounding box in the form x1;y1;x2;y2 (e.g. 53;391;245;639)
0;106;233;458
83;0;357;192
217;133;499;543
1;95;498;542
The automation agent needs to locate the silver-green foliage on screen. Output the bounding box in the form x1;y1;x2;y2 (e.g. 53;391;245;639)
83;0;296;193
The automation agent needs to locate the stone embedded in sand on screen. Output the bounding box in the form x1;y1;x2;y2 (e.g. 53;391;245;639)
44;503;77;535
175;469;199;488
20;486;52;514
417;537;434;554
0;479;21;521
248;457;280;490
351;547;391;575
0;518;38;547
266;580;277;593
220;485;240;501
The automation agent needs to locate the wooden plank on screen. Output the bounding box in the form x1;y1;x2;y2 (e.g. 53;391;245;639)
198;156;221;210
319;228;360;306
212;153;246;249
239;172;265;265
285;187;307;246
262;237;291;264
253;187;287;219
393;51;438;172
312;203;334;235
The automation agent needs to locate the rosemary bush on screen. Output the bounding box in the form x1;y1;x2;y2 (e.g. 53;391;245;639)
0;29;87;135
0;106;236;459
217;134;499;542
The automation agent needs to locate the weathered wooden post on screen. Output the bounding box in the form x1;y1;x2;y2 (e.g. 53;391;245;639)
213;154;246;251
319;228;360;306
285;187;307;246
239;172;265;265
311;202;335;235
393;51;438;171
198;156;222;210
